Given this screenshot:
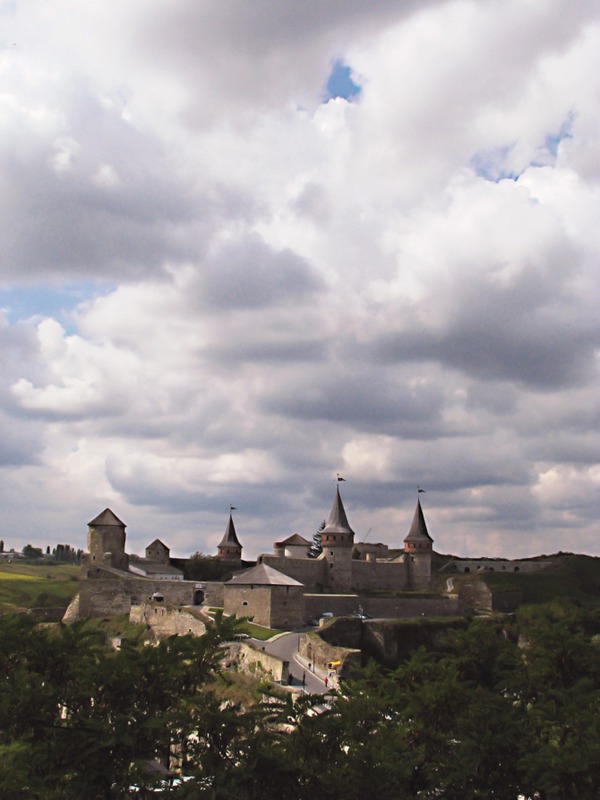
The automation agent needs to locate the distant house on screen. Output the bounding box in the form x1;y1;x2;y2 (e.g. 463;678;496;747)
145;539;171;564
273;533;311;559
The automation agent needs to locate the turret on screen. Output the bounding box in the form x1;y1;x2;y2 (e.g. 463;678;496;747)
403;498;433;589
321;486;355;548
321;484;355;591
217;513;243;565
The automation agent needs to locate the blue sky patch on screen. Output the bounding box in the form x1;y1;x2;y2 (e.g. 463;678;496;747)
324;60;361;102
471;145;520;182
0;282;115;326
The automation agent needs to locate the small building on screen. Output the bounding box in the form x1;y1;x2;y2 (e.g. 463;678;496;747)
224;563;305;629
145;539;170;564
273;533;311;559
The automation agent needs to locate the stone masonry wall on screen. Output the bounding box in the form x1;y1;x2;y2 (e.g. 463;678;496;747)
259;555;327;590
237;642;289;683
75;574;197;619
268;585;306;630
298;630;361;679
224;584;306;629
351;559;409;592
129;603;208;638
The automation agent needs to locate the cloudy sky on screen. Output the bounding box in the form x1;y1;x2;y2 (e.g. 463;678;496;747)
1;0;599;560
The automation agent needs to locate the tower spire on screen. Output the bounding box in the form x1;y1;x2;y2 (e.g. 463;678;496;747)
321;484;355;547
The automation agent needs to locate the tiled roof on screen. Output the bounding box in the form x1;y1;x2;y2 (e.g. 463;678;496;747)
218;514;242;548
275;533;310;547
322;486;355;536
404;499;433;543
227;563;303;586
88;508;126;527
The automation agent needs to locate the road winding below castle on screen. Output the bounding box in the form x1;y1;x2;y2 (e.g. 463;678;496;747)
250;632;330;694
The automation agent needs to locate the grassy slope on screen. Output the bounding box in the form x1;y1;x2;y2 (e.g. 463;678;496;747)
0;563;80;613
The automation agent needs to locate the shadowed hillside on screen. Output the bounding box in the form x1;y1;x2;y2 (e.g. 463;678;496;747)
0;563;80;614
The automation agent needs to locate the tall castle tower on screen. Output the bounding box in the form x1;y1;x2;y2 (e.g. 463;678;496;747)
403;497;433;590
86;508;129;572
321;484;355;592
217;512;243;567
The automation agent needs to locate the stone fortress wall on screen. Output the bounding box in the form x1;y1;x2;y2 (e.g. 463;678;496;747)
129;602;208;638
303;593;463;621
443;559;550;574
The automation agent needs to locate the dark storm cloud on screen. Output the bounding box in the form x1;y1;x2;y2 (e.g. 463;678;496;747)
190;236;324;311
0;88;211;283
262;368;444;435
210;337;327;364
370;274;599;390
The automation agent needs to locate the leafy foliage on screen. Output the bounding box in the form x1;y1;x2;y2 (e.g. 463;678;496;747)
3;604;600;798
183;553;234;581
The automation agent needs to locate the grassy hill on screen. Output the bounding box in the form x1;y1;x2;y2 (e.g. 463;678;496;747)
0;563;80;614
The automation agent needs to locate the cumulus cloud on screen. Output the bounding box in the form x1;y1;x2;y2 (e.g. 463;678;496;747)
0;0;598;559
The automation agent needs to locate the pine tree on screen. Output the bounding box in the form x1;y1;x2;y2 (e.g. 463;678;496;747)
307;520;325;558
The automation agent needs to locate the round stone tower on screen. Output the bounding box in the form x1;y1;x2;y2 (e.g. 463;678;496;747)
86;508;129;572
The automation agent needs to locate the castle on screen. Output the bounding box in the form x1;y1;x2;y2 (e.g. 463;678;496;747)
64;484;446;627
258;484;434;593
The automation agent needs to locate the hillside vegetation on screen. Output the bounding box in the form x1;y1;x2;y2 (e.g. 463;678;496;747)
0;563;80;613
481;554;600;605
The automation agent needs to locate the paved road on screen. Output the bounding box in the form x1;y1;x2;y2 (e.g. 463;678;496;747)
250;631;329;693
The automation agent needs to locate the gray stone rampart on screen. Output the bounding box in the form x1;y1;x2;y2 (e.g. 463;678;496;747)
445;559;550;574
303;593;462;620
351;559;409;592
76;573;198;619
259;555;327;590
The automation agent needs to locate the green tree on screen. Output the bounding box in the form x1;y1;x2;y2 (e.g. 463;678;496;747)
307;520;325;559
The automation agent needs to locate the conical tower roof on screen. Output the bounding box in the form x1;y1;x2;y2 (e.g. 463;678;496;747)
404;498;433;543
218;513;242;549
88;508;126;528
322;486;355;537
